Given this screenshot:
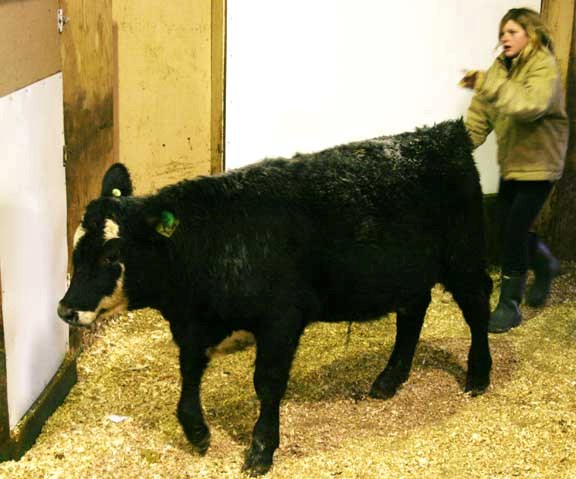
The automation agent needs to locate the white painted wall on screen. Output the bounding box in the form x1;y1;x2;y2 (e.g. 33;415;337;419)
226;0;541;194
0;73;69;428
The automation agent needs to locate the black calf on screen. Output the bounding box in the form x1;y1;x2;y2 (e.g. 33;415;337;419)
58;119;492;475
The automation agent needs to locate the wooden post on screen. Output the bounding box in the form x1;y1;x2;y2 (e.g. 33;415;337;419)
536;0;576;259
59;0;116;352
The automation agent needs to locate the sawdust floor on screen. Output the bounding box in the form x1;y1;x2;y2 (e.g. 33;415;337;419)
1;265;575;479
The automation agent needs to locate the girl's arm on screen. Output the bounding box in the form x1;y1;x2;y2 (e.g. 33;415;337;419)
477;54;559;122
465;93;493;148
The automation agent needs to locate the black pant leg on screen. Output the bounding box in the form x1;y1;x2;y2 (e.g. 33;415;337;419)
499;180;554;275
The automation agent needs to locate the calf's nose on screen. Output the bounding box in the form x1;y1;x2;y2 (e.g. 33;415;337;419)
57;303;78;324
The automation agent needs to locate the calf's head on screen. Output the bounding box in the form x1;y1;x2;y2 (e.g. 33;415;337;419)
58;163;178;327
57;164;134;327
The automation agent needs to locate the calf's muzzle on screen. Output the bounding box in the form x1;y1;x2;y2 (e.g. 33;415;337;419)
57;302;80;326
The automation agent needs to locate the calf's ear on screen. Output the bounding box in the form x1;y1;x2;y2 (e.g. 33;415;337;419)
101;163;133;198
144;210;180;238
154;211;180;238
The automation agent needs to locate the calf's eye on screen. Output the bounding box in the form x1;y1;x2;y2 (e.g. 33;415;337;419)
101;252;120;266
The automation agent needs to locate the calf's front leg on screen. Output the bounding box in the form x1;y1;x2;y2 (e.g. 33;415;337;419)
177;345;211;453
243;319;302;476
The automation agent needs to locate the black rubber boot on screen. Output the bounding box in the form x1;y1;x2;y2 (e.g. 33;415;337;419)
526;236;560;307
488;273;526;333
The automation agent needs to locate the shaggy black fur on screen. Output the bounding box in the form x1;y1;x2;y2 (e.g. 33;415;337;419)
59;118;492;476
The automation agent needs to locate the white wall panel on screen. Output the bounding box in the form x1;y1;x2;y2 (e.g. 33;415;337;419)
0;73;69;428
226;0;541;194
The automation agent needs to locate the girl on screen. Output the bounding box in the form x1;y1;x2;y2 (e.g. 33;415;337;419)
460;8;568;333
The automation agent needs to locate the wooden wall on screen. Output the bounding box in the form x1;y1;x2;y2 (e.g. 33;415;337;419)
541;0;575;85
112;0;224;195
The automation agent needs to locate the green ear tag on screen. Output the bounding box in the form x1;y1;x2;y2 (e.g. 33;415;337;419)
156;211;179;237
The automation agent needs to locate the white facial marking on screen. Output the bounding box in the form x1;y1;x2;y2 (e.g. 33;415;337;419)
73;225;86;248
104;219;120;241
76;265;128;325
76;310;98;326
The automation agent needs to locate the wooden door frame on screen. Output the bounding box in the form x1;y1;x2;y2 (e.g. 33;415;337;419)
0;270;8;455
211;0;227;174
536;0;576;258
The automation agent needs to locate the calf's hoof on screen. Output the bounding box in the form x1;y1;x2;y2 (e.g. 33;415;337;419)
181;422;211;455
369;373;406;400
191;430;211;455
465;375;490;397
242;443;274;477
369;381;402;399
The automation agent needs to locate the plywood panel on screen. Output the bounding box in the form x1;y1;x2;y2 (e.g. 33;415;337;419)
0;73;69;428
0;0;60;97
113;0;213;194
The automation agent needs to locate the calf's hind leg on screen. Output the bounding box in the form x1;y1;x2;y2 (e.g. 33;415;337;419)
369;291;431;399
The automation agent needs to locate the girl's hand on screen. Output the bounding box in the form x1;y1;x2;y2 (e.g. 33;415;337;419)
459;70;480;89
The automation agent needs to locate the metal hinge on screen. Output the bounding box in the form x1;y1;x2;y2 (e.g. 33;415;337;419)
63;145;68;168
57;9;69;33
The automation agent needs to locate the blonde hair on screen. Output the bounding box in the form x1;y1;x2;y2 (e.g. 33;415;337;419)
499;8;554;56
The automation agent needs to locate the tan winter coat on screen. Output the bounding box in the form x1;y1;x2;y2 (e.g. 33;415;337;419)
465;47;568;181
